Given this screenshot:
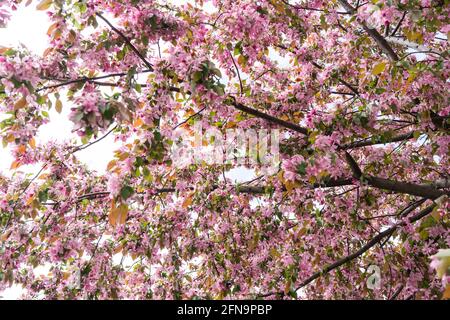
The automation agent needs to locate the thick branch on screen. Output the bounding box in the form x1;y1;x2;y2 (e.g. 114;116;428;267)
258;200;437;298
344;151;363;178
231;101;309;135
294;201;436;291
344;149;447;199
338;0;399;61
365;176;448;199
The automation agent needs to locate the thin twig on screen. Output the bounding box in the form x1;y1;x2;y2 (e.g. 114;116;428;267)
96;13;154;71
71;124;118;153
228;50;244;96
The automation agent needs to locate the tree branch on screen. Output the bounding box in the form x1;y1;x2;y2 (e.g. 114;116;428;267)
228;50;244;96
71;124;118;153
391;11;407;37
341;131;415;149
337;0;399;61
344;151;363;178
37;70;152;92
344;149;447;199
231;100;309;135
260;200;439;297
96;13;154;71
365;176;447;199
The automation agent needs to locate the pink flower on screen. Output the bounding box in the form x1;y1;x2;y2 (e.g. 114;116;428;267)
107;174;121;198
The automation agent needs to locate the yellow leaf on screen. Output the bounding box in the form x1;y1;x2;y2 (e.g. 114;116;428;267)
47;22;58;36
114;245;123;254
443;284;450;300
1;230;12;241
52;29;62;40
133;118;143;128
372;62;386;76
284;180;294;193
26;196;34;206
49;236;58;243
17;144;26;154
55;99;63;113
36;0;52;11
406;72;416;85
284;280;291;295
29;137;36;150
237;55;246;66
225;121;236;129
109;200;117;226
68;30;76;43
117;152;129;161
270;0;285;13
277;170;285;184
10;160;21;170
43;47;53;57
118;204;128;225
14;97;27;110
31;200;40;210
106;160;116;171
182;194;193;209
297;227;307;238
0;47;11;55
109;201;128;227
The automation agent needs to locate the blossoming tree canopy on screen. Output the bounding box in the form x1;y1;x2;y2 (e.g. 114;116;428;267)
0;0;449;300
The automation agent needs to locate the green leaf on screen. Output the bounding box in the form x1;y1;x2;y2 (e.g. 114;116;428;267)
55;99;63;113
36;95;46;105
3;48;16;56
296;162;308;175
101;104;116;121
192;71;203;83
213;84;225;96
372;62;386;76
234;41;242;55
120;185;134;201
211;67;222;78
38;189;48;203
135;83;142;93
237;55;248;67
147;15;158;30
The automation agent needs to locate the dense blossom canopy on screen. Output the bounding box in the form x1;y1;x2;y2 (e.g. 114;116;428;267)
0;0;449;299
